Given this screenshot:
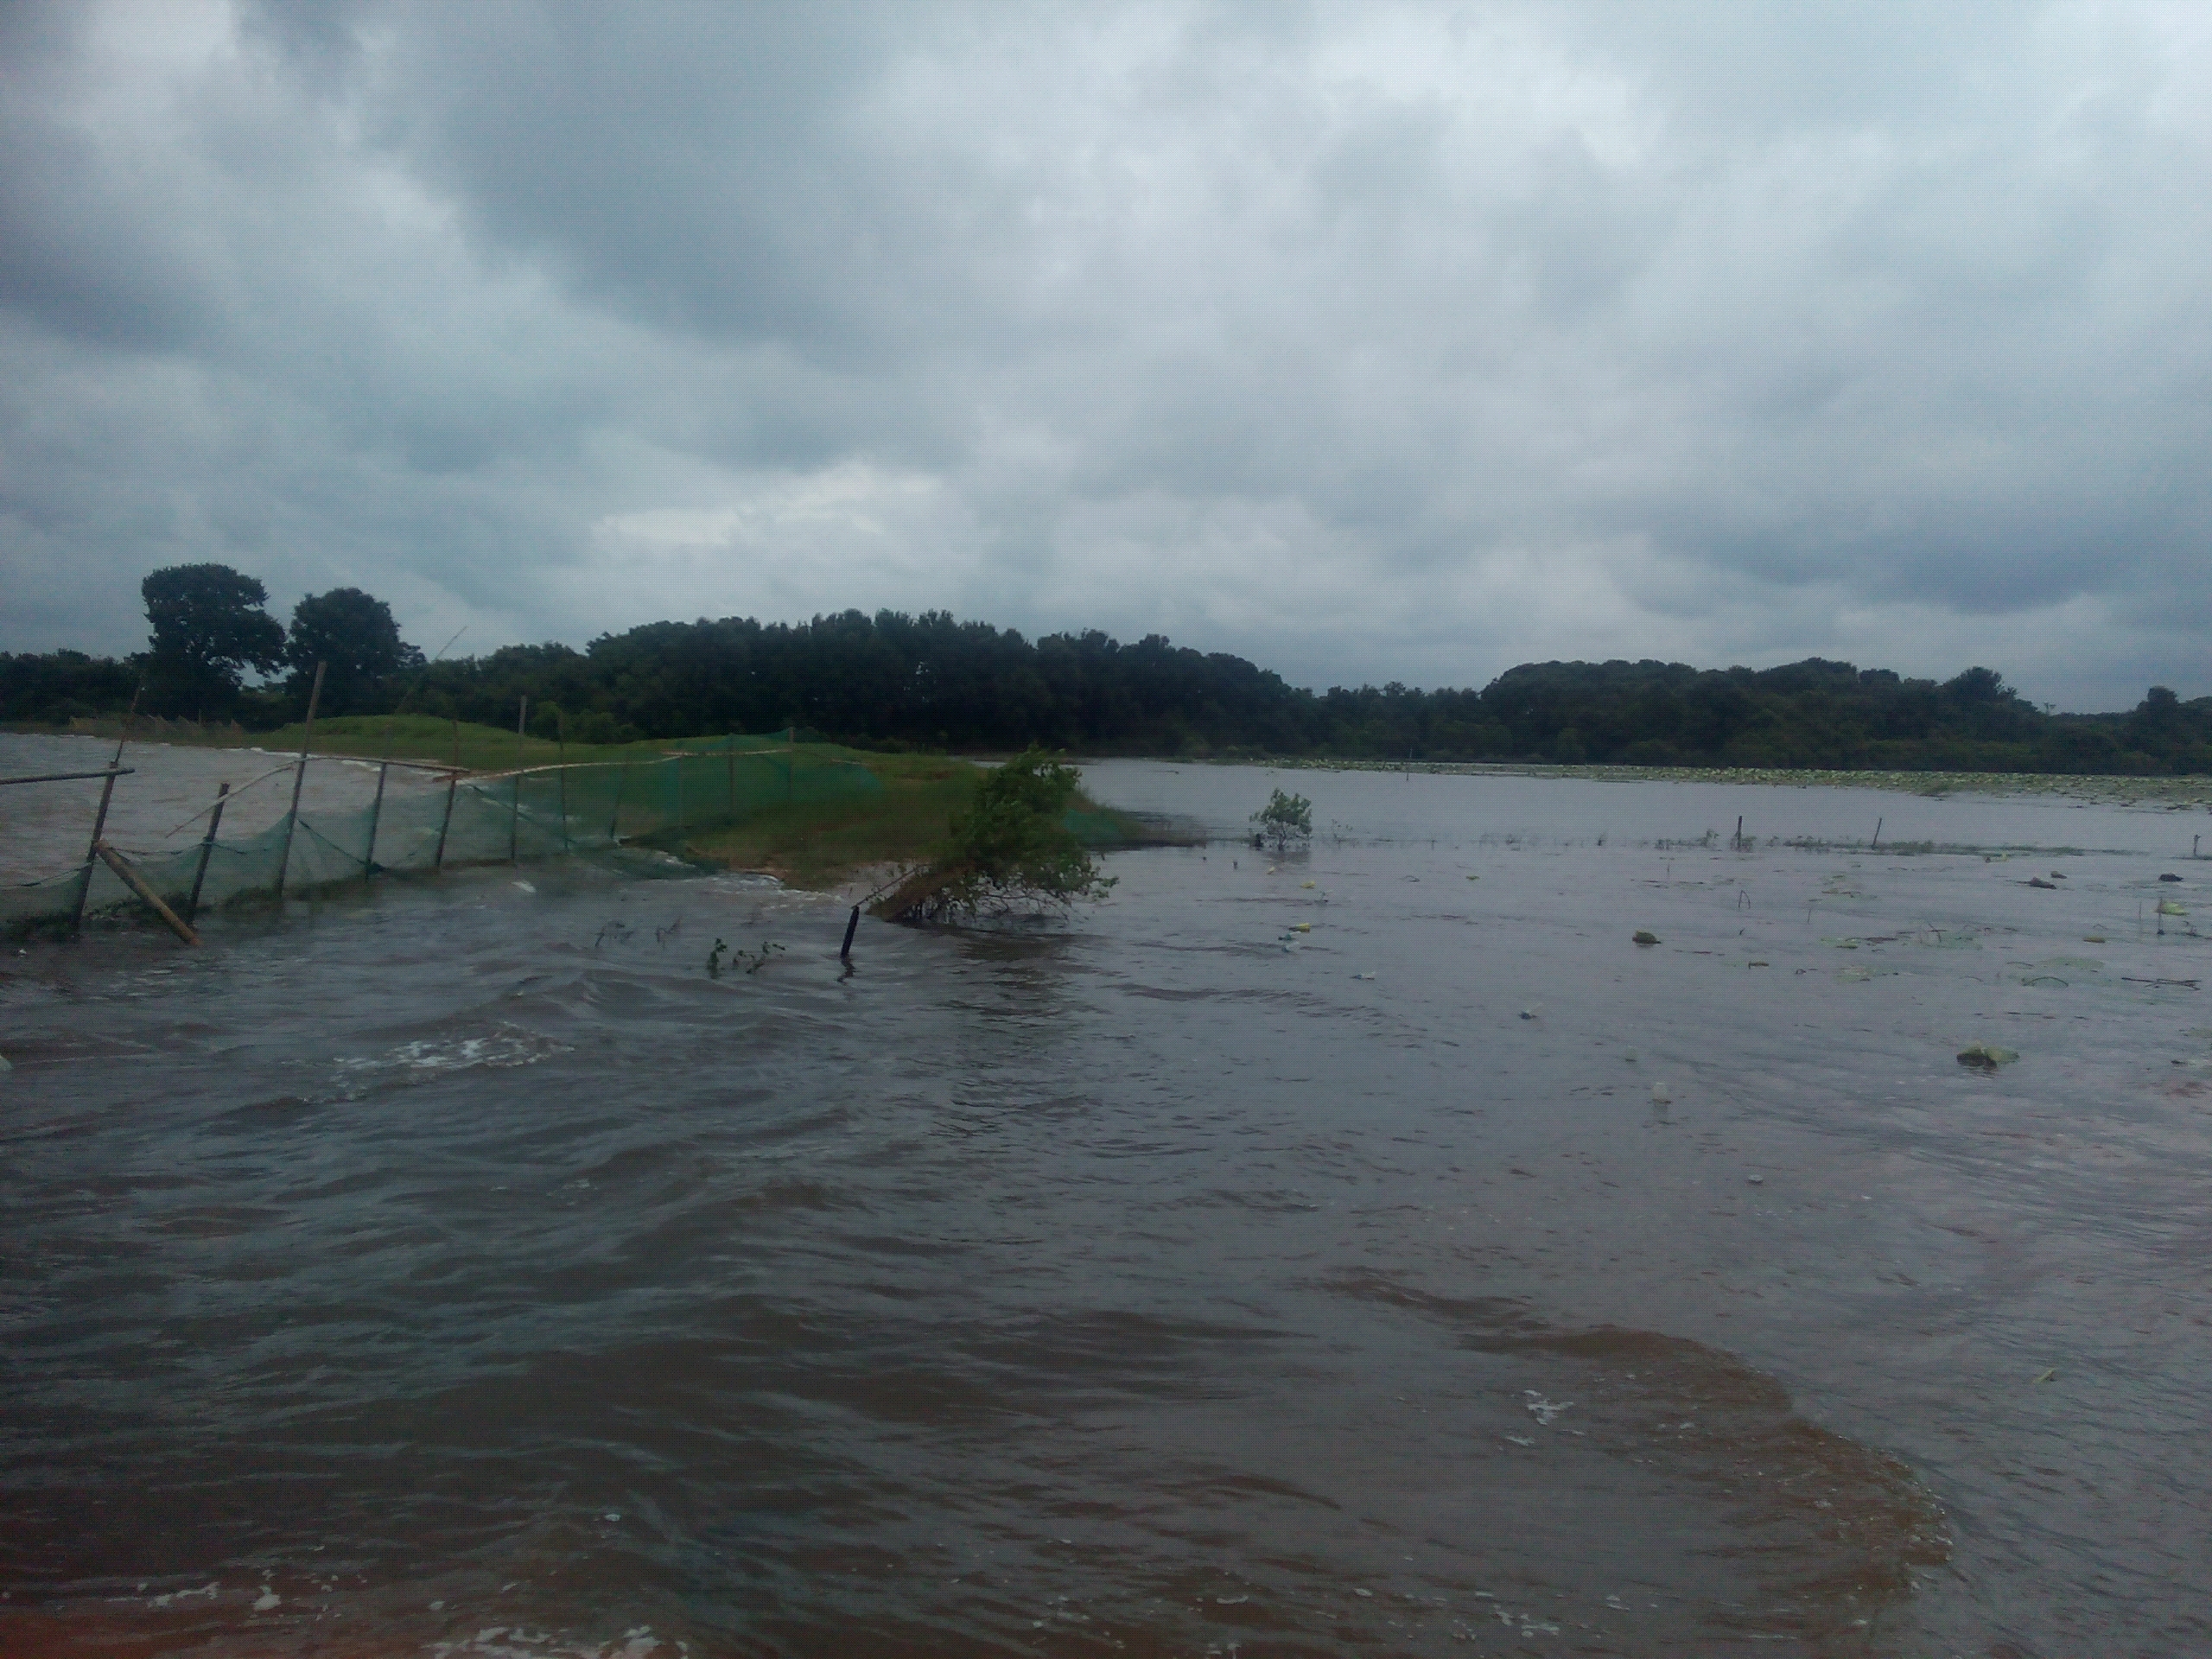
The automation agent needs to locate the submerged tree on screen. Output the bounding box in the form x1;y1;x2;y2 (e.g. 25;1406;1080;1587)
1251;787;1313;852
880;748;1115;923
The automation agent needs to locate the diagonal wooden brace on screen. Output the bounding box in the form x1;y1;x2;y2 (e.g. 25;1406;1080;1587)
93;841;201;946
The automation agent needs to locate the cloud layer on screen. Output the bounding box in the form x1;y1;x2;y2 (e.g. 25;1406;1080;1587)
4;0;2209;708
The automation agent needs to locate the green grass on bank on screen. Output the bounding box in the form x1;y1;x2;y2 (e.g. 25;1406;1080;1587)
677;756;1181;890
684;753;982;889
56;711;831;773
43;713;1187;889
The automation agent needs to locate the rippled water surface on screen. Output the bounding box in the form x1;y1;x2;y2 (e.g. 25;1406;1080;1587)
4;760;2210;1656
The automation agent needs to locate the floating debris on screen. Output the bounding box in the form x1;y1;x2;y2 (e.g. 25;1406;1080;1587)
1957;1043;2020;1070
1632;930;1660;946
1649;1081;1673;1104
2027;877;2057;889
1524;1391;1574;1424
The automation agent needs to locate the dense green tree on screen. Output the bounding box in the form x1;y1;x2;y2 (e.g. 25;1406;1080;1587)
141;564;285;716
285;588;425;716
14;569;2212;773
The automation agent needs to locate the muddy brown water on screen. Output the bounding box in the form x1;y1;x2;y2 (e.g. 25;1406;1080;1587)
3;755;2209;1656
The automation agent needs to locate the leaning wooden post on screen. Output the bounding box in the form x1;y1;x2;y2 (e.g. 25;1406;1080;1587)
72;760;125;933
70;687;142;933
433;774;458;871
607;760;628;842
363;761;389;882
273;662;326;902
510;696;527;862
840;904;861;961
95;842;200;946
186;781;232;922
556;713;569;855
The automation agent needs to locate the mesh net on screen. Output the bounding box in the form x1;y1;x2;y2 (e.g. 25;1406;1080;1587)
3;737;883;936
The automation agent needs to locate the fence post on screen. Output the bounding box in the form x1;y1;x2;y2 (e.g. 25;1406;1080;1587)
186;781;231;923
510;697;527;863
71;765;124;934
434;775;458;871
69;692;137;934
363;762;389;882
273;662;326;903
556;715;569;855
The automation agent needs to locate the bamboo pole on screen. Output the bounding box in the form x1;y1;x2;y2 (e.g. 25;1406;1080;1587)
434;774;458;871
364;761;389;881
511;696;527;862
71;687;139;933
273;662;326;902
607;760;628;842
556;714;569;855
0;767;135;787
186;782;231;922
94;842;200;945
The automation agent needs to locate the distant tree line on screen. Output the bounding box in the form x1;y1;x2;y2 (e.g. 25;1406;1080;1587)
3;563;2209;775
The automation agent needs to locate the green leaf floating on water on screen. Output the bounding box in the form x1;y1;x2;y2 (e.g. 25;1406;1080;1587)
1957;1042;2020;1070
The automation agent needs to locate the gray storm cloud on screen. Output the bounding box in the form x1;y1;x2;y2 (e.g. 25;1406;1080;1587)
3;0;2207;708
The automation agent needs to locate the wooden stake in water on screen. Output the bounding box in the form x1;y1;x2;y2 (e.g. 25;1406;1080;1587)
1873;817;1884;849
434;774;458;871
70;687;139;933
187;781;231;922
363;761;389;881
273;661;326;903
94;841;200;946
510;696;528;863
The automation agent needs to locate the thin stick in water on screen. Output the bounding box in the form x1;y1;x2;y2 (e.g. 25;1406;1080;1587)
187;782;231;922
273;662;327;902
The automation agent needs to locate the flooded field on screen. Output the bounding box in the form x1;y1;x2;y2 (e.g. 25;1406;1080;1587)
3;758;2209;1656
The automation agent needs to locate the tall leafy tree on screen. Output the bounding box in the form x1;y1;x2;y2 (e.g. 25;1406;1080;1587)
141;563;286;716
285;588;424;716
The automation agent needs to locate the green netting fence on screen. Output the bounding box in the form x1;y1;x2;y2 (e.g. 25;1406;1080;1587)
4;736;883;937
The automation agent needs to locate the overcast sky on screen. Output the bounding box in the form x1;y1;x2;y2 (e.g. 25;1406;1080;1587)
4;1;2208;709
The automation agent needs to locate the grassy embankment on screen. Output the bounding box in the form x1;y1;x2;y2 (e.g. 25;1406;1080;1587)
58;713;1161;888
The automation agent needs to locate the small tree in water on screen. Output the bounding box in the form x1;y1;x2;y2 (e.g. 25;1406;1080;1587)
889;749;1116;923
1251;787;1313;852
